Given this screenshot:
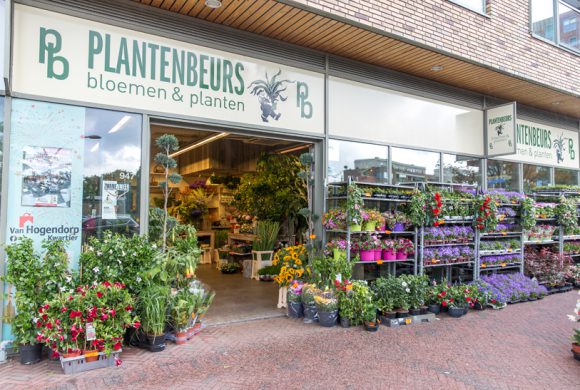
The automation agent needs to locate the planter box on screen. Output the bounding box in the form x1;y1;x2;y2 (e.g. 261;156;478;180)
60;349;122;375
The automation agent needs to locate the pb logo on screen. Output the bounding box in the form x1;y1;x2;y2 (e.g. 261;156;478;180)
39;28;69;80
296;82;312;119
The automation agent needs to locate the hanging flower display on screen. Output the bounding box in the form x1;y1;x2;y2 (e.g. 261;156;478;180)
473;195;498;232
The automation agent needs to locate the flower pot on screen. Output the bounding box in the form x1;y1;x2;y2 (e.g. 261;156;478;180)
360;250;374;261
287;301;304;318
20;344;42;365
318;310;338;327
448;307;464;318
374;249;382;260
174;331;188;345
82;349;99;363
409;308;421;316
427;304;441;314
333;248;346;261
364;321;380;332
473;301;485;311
340;317;350;328
419;306;428;315
362;221;377;232
463;307;469;315
146;334;166;352
303;302;318;324
572;343;580;355
61;350;81;359
396;310;409;318
393;223;405;232
377;225;386;232
186;327;195;340
382;249;396;261
396;251;408;260
350;224;362;232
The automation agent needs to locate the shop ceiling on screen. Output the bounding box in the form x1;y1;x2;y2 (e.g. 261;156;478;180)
135;0;580;119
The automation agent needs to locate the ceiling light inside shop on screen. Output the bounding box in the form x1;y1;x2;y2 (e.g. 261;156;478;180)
278;144;311;154
551;101;562;105
108;115;132;134
431;65;444;71
205;0;222;8
170;132;229;158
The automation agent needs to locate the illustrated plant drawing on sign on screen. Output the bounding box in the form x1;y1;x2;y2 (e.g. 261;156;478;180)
553;133;567;164
249;69;294;123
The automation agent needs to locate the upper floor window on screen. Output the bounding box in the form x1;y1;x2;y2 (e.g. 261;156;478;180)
449;0;486;14
531;0;580;54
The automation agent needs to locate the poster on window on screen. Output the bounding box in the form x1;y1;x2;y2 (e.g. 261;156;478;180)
21;146;72;207
101;180;118;219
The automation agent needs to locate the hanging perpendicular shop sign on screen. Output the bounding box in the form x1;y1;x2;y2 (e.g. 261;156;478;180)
12;4;324;135
485;102;517;157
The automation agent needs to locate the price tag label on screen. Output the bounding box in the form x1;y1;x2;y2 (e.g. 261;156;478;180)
335;273;342;283
86;323;96;341
405;318;412;325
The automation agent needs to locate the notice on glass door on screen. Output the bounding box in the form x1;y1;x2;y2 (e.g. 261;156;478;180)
21;146;72;207
101;180;118;219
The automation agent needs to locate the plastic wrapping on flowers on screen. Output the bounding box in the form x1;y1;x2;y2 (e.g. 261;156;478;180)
287;280;304;303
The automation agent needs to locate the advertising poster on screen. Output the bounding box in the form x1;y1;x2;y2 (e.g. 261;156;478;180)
3;100;85;341
486;103;517;157
21;146;72;207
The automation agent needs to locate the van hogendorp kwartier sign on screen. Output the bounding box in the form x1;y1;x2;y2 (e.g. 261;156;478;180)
12;4;324;134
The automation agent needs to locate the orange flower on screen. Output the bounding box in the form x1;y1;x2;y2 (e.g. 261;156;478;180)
309;234;316;239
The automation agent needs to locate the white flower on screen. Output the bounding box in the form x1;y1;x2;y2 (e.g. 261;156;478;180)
65;276;72;282
32;317;38;323
97;251;102;256
136;276;142;283
405;288;411;293
189;287;195;293
132;252;137;256
60;286;67;292
568;314;577;322
122;251;126;256
109;249;113;254
152;244;157;249
401;281;408;287
93;266;100;273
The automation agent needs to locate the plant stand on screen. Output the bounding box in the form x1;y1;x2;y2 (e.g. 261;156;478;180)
277;286;288;308
251;250;274;280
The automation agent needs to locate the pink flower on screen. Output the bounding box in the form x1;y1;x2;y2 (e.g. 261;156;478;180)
114;356;122;366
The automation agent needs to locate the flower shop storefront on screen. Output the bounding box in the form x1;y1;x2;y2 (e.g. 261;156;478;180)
2;0;580;369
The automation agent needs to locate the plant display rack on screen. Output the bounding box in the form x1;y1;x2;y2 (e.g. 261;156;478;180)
417;182;478;281
60;349;122;375
474;202;524;279
325;179;418;280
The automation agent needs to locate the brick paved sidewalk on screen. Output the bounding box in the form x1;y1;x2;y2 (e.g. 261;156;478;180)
1;291;578;390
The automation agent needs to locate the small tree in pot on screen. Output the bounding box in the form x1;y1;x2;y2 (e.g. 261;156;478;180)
251;220;280;280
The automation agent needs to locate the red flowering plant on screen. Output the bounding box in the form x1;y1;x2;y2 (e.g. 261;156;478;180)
37;282;138;360
473;195;498;232
429;192;444;227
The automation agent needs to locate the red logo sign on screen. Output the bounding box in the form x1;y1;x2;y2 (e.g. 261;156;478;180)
19;213;34;228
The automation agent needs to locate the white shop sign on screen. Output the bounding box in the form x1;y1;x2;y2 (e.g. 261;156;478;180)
12;4;324;134
486;103;517;157
500;119;579;169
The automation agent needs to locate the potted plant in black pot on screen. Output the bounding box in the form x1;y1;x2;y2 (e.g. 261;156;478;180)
371;277;397;324
138;284;170;352
301;284;320;324
314;289;339;327
446;286;467;318
287;281;304;318
363;302;380;332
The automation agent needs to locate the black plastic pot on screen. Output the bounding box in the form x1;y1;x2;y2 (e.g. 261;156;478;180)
303;303;318;324
318;310;338;327
379;312;397;325
463;307;469;315
448;307;464;318
287;302;304;318
473;301;485;311
396;310;409;318
20;344;42;365
340;317;350;328
409;308;421;316
146;334;166;352
428;304;441;314
419;306;428;315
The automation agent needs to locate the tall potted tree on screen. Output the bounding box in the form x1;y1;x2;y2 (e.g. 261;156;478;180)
251;220;280;280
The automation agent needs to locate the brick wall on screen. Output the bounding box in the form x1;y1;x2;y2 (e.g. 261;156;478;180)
289;0;580;95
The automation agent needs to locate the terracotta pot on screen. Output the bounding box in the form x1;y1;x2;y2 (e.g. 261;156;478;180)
62;350;82;359
82;349;99;363
175;331;188;345
572;343;580;354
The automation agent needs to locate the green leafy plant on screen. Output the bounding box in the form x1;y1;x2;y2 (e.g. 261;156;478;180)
407;190;427;226
310;254;352;288
220;262;241;274
253;220;280;251
555;196;578;234
346;183;364;226
148;207;178;244
372;277;396;313
154;134;182;252
520;197;536;231
138;284;170;336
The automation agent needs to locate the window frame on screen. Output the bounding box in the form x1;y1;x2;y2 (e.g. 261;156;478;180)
530;0;580;55
447;0;489;16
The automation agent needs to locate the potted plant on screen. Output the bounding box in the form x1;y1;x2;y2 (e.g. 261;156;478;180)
2;238;74;364
337;283;354;327
372;277;397;323
393;212;409;231
251;220;280;280
382;239;396;261
138;284;170;352
347;183;364;231
364;209;383;232
301;284;320;324
287;281;304;318
393;278;411;318
169;289;194;345
395;238;414;260
273;245;308;308
446;285;468;318
220;262;241;274
257;265;280;281
363;302;379;331
314;290;339;327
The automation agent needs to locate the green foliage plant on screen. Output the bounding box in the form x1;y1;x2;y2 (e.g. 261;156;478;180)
555;196;578;234
154;134;182;252
253;220;280;251
520;197;537;231
310;253;352;288
138;284;170;336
